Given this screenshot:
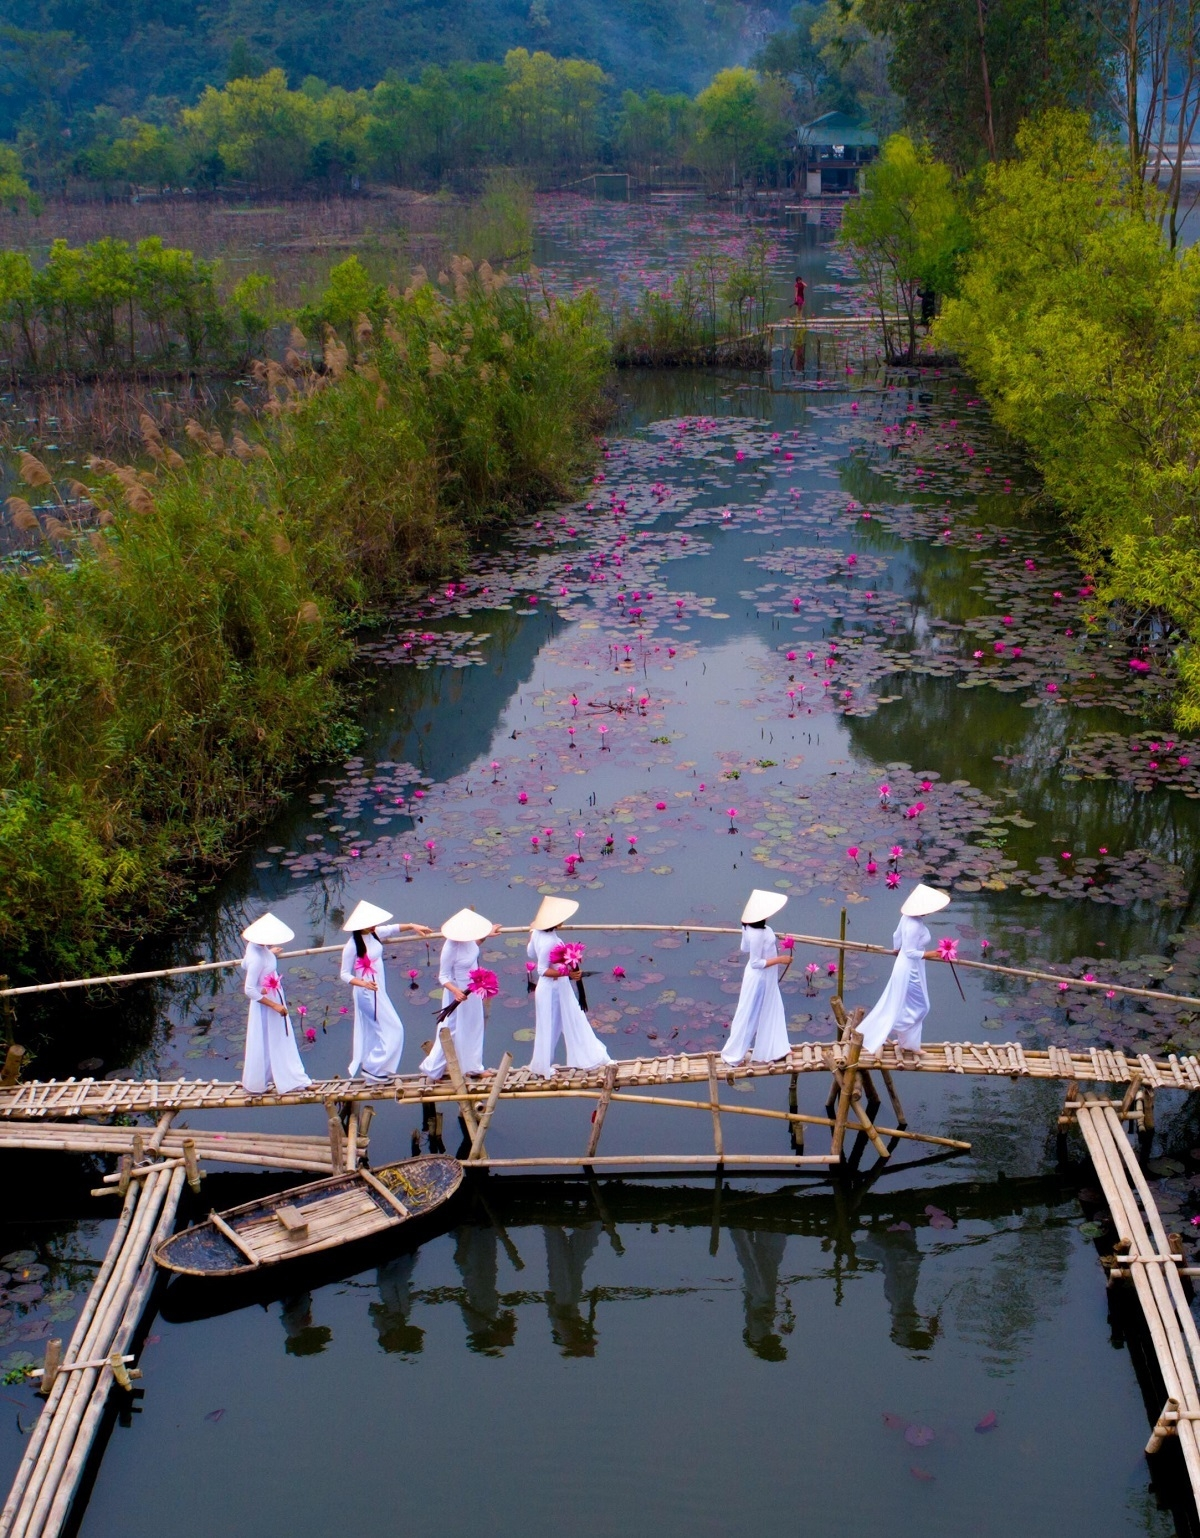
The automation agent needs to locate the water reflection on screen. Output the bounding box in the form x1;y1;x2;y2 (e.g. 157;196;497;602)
857;1221;938;1354
729;1228;793;1361
544;1224;602;1358
369;1253;424;1357
453;1226;516;1356
281;1292;332;1357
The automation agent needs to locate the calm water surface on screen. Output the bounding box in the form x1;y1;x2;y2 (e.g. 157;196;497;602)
2;195;1197;1537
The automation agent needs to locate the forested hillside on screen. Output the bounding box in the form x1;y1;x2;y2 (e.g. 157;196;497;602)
0;0;788;133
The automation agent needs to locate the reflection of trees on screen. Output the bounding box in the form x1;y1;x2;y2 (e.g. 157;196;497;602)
544;1224;602;1358
730;1227;793;1361
369;1253;424;1357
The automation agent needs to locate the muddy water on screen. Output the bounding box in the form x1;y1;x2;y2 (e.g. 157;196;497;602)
1;195;1196;1536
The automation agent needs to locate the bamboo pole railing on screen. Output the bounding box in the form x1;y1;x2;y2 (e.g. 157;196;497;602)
3;923;1197;1011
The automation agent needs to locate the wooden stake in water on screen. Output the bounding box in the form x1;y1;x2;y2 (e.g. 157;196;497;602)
836;908;847;1000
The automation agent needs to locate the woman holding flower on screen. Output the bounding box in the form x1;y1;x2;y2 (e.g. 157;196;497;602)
340;900;433;1080
859;884;950;1065
526;896;613;1076
240;913;312;1097
722;890;792;1067
420;908;502;1080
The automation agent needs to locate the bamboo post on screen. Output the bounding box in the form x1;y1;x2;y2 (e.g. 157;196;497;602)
1;1044;24;1086
345;1104;359;1171
832;1030;863;1160
468;1053;512;1161
707;1054;724;1161
836;907;847;1000
182;1137;201;1194
324;1099;344;1171
37;1339;62;1399
439;1027;480;1144
879;1068;906;1129
789;1072;803;1152
585;1063;618;1160
1119;1071;1143;1120
1148;1397;1180;1455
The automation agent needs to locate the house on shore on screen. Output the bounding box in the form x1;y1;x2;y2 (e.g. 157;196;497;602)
796;111;879;196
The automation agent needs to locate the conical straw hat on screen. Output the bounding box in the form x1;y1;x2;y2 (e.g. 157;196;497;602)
343;899;394;933
442;907;494;943
531;895;579;930
741;889;788;924
900;882;951;918
242;912;295;946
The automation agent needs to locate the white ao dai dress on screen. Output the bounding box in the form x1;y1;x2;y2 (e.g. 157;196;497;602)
340;925;407;1079
419;938;486;1079
858;915;932;1054
721;924;790;1066
526;929;613;1077
241;943;312;1096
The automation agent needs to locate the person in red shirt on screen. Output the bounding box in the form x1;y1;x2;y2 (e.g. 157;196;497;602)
793;275;807;315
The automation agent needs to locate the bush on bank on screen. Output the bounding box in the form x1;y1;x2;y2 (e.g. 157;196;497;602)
936;111;1200;726
0;256;609;979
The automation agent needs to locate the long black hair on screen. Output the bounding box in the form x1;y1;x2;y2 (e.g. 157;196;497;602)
744;918;766;929
353;929;369;959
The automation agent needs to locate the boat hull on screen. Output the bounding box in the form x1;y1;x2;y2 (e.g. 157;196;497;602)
153;1156;462;1277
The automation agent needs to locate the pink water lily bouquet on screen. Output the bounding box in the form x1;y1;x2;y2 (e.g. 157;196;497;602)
468;968;500;998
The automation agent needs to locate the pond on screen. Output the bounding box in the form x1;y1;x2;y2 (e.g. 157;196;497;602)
2;192;1198;1537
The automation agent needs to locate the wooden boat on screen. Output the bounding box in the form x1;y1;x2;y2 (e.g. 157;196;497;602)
153;1156;462;1277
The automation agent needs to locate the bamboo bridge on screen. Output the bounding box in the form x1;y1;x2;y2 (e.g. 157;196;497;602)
6;920;1200;1535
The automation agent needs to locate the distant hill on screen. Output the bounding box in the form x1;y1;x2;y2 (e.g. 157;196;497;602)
0;0;790;132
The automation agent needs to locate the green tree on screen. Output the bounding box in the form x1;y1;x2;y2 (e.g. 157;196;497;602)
181;68;321;190
693;67;791;190
615;88;694;177
936;109;1200;724
840;131;967;361
0;145;37;211
861;0;1107;168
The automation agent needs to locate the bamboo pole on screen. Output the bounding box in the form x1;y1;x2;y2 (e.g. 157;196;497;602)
707;1054;724;1160
831;1032;863;1160
469;1053;511;1161
12;1167;174;1538
6;923;1200;1011
462;1154;838;1168
42;1167;185;1538
439;1028;481;1147
585;1063;617;1160
0;1184;140;1534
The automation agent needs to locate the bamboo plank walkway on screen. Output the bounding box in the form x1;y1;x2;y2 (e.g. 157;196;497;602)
0;1041;1194;1123
1074;1096;1200;1502
0;1164;184;1538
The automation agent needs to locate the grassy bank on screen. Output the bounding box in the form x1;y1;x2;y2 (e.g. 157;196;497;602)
0;254;608;980
934;111;1200;726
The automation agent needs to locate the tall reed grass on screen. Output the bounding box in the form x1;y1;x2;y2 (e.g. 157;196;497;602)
0;254;609;978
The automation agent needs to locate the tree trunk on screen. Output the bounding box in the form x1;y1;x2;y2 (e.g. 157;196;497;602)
975;0;997;160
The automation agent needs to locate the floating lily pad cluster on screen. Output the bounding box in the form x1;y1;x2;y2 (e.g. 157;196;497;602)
976;919;1200;1055
0;1249;82;1382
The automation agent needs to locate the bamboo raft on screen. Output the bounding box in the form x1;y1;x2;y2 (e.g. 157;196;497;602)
0;1162;184;1538
154;1156;462;1276
1069;1094;1200;1500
